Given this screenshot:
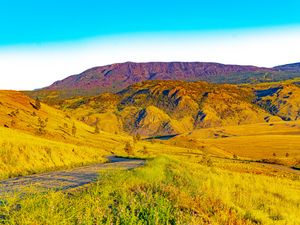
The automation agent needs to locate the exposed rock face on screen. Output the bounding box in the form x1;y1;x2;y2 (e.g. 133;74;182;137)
255;84;300;121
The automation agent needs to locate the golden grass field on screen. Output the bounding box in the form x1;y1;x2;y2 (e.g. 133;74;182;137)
166;120;300;166
0;90;135;179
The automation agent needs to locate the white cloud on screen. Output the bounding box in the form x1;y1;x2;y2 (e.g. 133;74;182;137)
0;26;300;90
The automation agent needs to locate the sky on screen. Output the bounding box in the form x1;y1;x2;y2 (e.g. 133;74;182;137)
0;0;300;90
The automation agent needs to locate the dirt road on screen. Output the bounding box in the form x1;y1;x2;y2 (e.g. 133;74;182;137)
0;156;145;195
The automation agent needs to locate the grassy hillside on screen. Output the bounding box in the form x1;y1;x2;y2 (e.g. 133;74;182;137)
0;90;131;147
17;81;300;168
0;91;135;179
0;127;107;179
53;80;281;137
254;84;300;121
166;120;300;167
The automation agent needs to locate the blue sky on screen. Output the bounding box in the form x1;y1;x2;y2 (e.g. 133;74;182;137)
0;1;300;90
1;0;300;45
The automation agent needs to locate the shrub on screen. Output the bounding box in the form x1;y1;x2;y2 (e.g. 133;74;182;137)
124;142;134;155
200;153;213;167
141;145;149;155
94;118;100;134
133;134;141;143
72;123;77;137
37;117;47;135
35;97;41;110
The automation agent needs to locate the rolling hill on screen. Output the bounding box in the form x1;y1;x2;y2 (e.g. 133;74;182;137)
255;84;300;121
56;80;282;136
0;90;129;147
0;90;132;178
166;120;300;164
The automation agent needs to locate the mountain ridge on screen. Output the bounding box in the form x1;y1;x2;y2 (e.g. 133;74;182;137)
44;61;274;90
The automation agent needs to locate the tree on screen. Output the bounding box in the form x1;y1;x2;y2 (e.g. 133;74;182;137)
10;120;16;127
200;153;213;167
124;142;134;155
141;145;149;155
94;118;100;134
37;117;47;135
94;124;100;134
72;123;77;137
133;134;141;143
35;97;41;110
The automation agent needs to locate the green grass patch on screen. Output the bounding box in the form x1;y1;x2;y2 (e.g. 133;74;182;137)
1;156;300;224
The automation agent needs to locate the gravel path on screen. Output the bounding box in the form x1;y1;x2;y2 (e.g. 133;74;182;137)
0;156;145;195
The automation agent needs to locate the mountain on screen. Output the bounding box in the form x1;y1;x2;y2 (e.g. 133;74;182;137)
46;62;272;91
274;62;300;72
58;80;282;136
28;61;300;101
41;62;270;92
26;62;300;104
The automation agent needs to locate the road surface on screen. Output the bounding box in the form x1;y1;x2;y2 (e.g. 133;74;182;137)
0;156;145;195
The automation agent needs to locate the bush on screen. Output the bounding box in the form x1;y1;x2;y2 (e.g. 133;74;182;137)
124;142;134;155
35;97;41;110
141;145;149;155
37;117;47;135
133;134;141;143
72;123;77;137
200;153;213;167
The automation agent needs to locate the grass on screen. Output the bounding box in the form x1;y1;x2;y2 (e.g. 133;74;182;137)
1;156;299;224
0;126;108;179
166;120;300;166
0;90;136;179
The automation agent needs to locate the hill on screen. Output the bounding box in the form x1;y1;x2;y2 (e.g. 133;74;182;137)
274;62;300;72
0;90;129;147
255;84;300;121
0;90;132;178
27;62;300;101
165;120;300;165
57;80;282;136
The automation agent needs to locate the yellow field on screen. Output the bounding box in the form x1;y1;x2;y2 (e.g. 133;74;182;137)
163;121;300;166
0;91;137;179
0;126;108;179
